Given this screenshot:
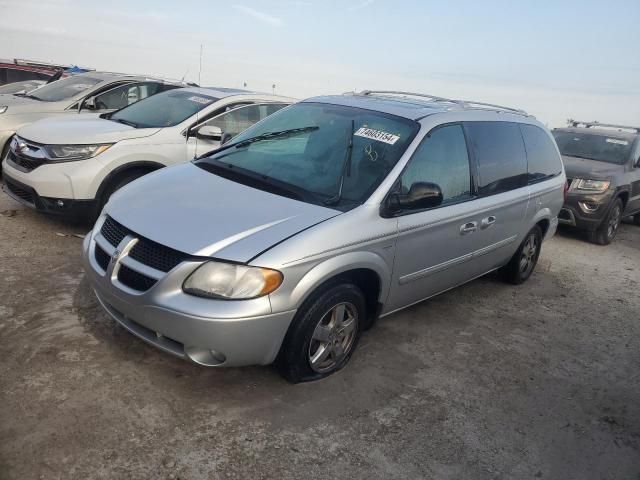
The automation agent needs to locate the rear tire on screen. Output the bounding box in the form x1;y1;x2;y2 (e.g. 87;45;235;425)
500;225;543;285
587;198;623;245
277;283;365;383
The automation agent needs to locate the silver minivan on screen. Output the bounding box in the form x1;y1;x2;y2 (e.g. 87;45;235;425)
82;91;565;382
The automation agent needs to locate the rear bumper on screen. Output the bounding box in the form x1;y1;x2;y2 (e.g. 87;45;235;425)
2;172;95;219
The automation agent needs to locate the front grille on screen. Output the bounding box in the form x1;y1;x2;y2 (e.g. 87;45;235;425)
129;238;189;273
566;178;573;188
7;150;43;172
4;178;34;204
118;264;158;292
95;244;110;271
101;216;129;247
98;215;191;293
101;216;189;273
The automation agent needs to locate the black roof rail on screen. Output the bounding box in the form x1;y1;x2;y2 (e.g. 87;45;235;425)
356;90;529;116
567;119;640;133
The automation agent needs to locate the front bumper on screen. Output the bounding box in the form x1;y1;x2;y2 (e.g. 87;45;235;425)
82;225;296;367
558;190;614;231
2;172;96;219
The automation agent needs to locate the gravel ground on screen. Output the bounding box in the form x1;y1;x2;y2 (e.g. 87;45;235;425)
0;191;639;480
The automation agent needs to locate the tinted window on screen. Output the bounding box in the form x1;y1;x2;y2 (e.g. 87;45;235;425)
7;68;49;83
466;122;527;196
520;124;562;183
400;124;471;207
553;131;633;165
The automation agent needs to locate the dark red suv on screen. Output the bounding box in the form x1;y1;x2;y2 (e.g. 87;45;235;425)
0;59;73;86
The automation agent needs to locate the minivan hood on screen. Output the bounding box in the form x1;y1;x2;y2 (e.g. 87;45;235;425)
562;155;624;180
105;163;341;262
17;116;161;144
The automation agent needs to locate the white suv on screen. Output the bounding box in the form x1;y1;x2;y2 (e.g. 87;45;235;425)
0;72;185;159
2;87;293;221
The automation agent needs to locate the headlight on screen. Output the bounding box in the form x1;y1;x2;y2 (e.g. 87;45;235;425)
570;179;610;192
183;261;283;300
0;106;7;114
44;144;113;162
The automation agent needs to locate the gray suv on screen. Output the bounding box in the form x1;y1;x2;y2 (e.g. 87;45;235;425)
554;121;640;244
82;91;565;382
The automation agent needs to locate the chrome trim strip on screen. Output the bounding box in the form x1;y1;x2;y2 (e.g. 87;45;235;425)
399;235;518;285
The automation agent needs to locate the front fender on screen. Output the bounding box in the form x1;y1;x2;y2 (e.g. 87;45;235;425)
281;250;392;311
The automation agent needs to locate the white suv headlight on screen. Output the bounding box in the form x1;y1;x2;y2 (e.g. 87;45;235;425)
570;178;610;192
183;261;283;300
0;106;7;114
44;144;113;162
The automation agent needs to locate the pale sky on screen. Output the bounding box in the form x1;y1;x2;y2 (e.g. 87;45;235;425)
1;0;639;127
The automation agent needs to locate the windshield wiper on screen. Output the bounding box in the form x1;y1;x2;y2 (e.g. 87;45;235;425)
15;93;42;101
111;118;138;128
202;126;319;160
198;160;319;203
324;120;355;206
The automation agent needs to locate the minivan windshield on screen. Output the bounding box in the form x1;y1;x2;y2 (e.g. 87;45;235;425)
196;102;419;210
553;131;633;165
24;75;102;102
110;90;218;128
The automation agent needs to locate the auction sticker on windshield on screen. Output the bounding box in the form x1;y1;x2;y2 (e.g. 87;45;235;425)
188;96;213;105
355;127;400;145
606;138;629;146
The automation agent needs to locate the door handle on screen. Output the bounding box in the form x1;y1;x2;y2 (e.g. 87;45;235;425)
481;215;496;229
460;222;478;235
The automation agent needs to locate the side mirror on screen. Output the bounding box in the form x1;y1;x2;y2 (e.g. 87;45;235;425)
82;97;96;111
220;132;233;145
196;125;222;140
385;182;443;215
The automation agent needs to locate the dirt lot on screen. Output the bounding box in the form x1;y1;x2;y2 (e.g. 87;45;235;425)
0;191;639;480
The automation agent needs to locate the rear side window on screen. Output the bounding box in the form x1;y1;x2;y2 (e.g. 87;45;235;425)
465;122;527;196
520;124;562;183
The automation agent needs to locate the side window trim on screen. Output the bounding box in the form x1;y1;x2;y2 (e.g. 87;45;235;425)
382;122;477;217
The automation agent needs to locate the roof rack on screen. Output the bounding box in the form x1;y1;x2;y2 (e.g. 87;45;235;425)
14;58;70;69
567;119;640;133
357;90;529;116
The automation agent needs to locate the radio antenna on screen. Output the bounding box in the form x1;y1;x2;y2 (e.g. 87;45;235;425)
193;44;203;159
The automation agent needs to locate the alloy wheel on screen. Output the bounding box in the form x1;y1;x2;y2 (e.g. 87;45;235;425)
607;204;622;240
308;302;358;373
519;233;538;277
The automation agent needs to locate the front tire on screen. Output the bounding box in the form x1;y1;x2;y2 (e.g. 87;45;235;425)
588;198;623;245
93;170;147;222
277;283;365;383
500;225;543;285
